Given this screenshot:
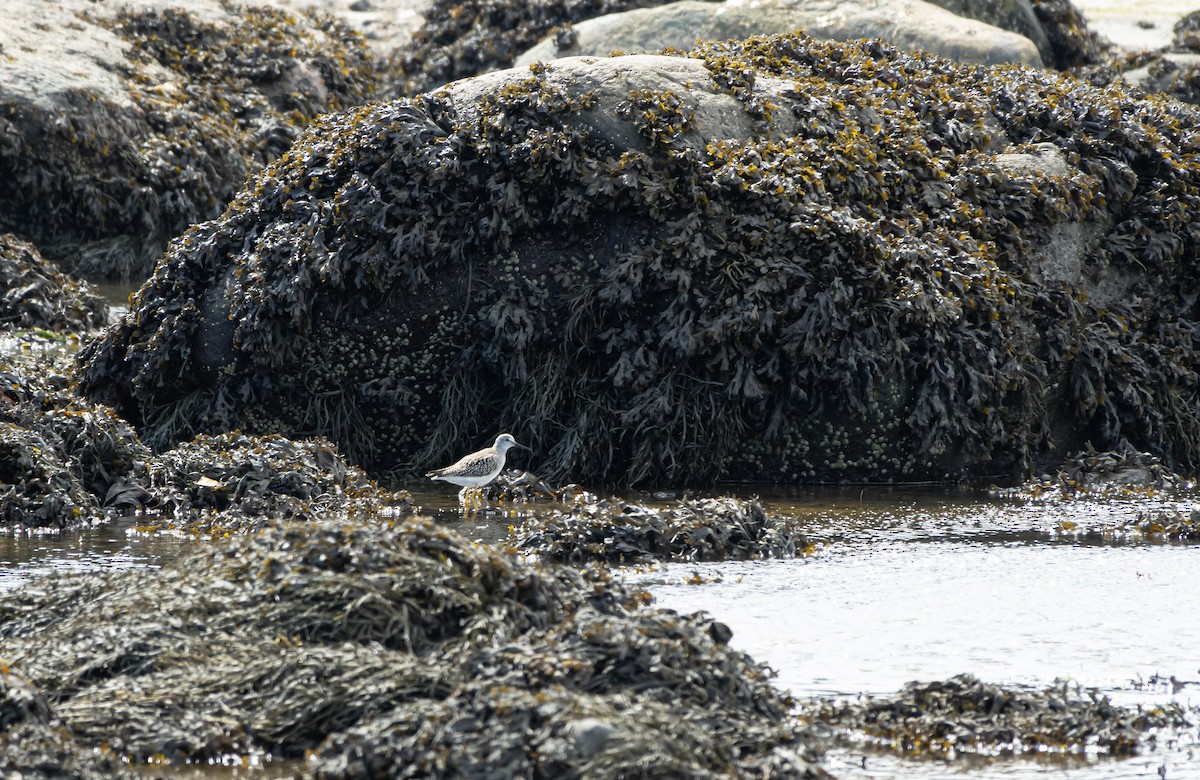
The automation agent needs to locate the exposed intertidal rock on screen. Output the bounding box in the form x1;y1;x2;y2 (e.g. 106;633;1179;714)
0;234;108;332
0;518;821;774
81;34;1200;486
0;0;376;279
803;673;1191;756
515;0;1044;69
514;495;810;562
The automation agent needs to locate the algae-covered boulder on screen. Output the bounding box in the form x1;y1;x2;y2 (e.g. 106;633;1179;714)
0;234;108;331
0;0;376;279
80;34;1200;486
515;0;1044;69
0;518;824;775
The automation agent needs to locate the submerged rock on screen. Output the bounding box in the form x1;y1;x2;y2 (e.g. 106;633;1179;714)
0;234;108;332
79;34;1200;486
802;673;1191;756
0;0;376;279
516;0;1044;69
515;495;810;562
0;517;823;775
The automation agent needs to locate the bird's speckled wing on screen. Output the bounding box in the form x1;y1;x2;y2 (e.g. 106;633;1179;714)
426;449;500;478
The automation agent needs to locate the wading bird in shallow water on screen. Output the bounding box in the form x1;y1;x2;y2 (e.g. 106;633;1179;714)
426;433;527;507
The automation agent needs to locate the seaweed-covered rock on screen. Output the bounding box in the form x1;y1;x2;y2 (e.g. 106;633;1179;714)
803;673;1191;756
1047;508;1200;543
1028;0;1114;69
0;352;146;530
0;234;108;331
79;34;1200;486
395;0;677;95
515;495;810;562
1173;10;1200;53
1003;441;1186;500
137;431;412;536
0;0;376;279
0;517;820;774
1121;53;1200;105
516;0;1043;68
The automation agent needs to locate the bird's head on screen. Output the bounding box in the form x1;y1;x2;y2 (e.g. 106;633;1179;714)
494;433;527;453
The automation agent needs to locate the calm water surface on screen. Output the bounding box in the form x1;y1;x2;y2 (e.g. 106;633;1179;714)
3;486;1198;778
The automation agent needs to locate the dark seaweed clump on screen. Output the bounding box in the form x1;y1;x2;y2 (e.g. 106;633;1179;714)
1015;441;1186;499
0;234;108;331
1;4;375;279
394;0;675;95
803;673;1191;756
1;352;146;530
514;496;810;562
1173;10;1200;52
0;518;821;776
132;432;413;537
1;663;138;779
80;33;1200;486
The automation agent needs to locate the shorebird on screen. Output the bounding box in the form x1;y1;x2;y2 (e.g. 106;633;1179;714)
426;433;527;506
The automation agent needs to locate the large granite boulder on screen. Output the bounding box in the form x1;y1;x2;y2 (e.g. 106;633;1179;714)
516;0;1043;68
79;35;1200;486
0;0;376;280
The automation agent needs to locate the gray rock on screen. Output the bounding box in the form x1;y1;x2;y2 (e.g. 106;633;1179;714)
515;0;1043;68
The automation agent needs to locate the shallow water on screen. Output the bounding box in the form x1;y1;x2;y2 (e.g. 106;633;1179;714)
3;486;1198;778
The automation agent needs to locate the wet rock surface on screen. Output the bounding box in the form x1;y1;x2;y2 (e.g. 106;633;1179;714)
803;673;1192;756
0;0;376;279
516;0;1044;69
0;517;825;775
79;34;1200;487
514;495;811;563
0;234;108;332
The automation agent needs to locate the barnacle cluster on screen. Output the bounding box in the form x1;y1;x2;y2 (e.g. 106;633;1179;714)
80;33;1200;486
802;673;1191;756
394;0;676;95
0;234;108;331
0;3;375;279
514;495;811;562
0;517;819;775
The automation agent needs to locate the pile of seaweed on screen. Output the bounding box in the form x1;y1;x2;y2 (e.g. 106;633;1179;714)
1;663;137;780
1000;441;1187;500
0;518;825;776
1049;508;1200;542
80;32;1200;486
0;351;145;530
393;0;674;95
514;495;810;563
0;351;402;533
802;673;1191;757
0;234;108;331
133;432;412;537
1;4;376;279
